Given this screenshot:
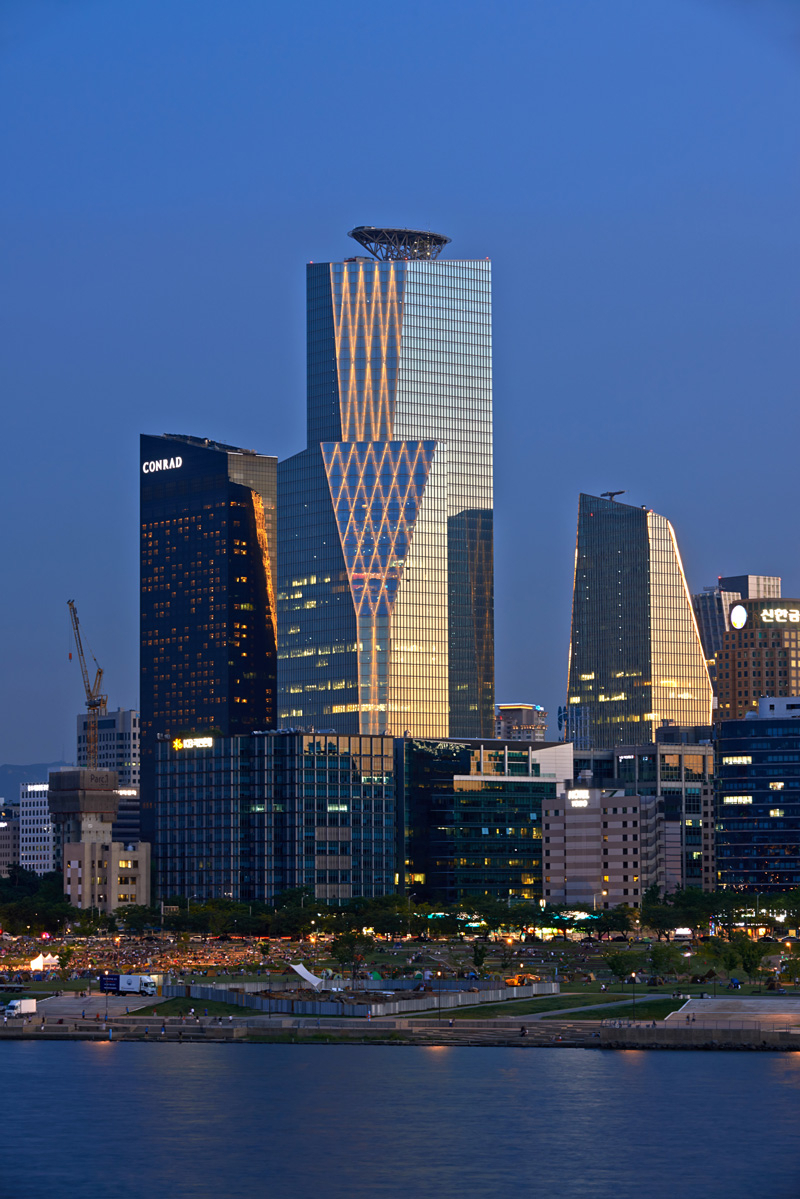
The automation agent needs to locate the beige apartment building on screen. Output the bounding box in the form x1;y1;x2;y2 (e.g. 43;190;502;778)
63;839;150;914
48;768;150;914
543;784;664;910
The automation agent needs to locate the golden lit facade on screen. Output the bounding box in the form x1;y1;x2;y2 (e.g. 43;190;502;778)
567;494;712;748
279;248;493;738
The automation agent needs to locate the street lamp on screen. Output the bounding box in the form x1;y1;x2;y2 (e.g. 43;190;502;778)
437;970;442;1023
631;971;637;1023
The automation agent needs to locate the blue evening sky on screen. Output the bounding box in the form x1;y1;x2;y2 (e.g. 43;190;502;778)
1;0;798;761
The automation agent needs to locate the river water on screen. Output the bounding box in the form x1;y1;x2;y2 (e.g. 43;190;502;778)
4;1043;799;1198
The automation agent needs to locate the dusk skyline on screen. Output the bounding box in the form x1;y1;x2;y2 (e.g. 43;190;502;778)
2;0;799;762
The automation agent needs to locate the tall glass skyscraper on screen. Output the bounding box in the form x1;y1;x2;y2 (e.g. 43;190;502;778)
278;227;494;738
567;493;712;748
139;433;277;843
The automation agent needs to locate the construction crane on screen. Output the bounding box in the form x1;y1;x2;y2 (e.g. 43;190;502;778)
67;600;107;769
601;490;626;501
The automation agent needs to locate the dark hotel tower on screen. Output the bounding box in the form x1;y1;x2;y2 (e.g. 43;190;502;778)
139;434;277;856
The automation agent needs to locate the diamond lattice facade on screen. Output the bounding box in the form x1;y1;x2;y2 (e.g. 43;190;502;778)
279;247;494;738
567;493;712;749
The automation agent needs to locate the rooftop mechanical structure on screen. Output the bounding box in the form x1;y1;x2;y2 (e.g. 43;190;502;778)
348;226;451;261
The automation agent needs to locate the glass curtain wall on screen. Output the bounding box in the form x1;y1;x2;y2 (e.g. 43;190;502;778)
278;252;494;738
567;494;712;748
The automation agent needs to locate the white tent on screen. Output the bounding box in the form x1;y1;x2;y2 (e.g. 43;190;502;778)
290;962;324;991
29;953;59;971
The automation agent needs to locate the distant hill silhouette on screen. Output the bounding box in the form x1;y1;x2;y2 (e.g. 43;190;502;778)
0;762;73;803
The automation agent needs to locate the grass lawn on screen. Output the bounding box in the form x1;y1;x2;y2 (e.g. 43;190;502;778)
444;993;621;1019
150;997;249;1017
548;997;686;1021
438;983;730;1021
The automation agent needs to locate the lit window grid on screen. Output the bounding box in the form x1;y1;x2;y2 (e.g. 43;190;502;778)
715;719;800;891
567;495;712;748
281;260;494;738
155;733;395;902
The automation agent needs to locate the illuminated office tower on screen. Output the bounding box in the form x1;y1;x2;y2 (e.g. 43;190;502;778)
278;227;494;738
567;493;712;749
139;434;278;842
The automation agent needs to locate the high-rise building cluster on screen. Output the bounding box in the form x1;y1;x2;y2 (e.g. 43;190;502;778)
8;223;797;911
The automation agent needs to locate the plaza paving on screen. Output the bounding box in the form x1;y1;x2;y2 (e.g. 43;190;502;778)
665;996;800;1027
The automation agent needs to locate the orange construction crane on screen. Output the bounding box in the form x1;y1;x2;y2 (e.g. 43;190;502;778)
67;599;107;769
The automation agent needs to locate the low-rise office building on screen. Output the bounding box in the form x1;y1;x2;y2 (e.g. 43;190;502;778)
573;741;715;891
48;769;150;913
543;784;663;909
494;705;549;743
398;739;573;905
77;708;141;839
0;806;20;877
63;840;150;913
156;731;396;903
19;783;59;874
716;696;800;892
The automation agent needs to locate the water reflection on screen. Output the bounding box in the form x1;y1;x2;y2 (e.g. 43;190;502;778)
4;1045;800;1199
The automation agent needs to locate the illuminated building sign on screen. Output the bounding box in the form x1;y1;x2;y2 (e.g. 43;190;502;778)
142;456;183;474
172;737;213;750
730;605;747;629
760;608;800;624
568;789;590;806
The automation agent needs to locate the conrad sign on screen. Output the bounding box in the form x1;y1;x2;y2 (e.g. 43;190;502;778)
142;456;183;474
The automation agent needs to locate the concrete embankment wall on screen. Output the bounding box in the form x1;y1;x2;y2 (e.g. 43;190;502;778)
600;1026;800;1050
162;981;559;1018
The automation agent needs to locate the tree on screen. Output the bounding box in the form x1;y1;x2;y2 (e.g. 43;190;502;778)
641;885;679;941
648;942;682;980
735;936;772;988
472;943;488;972
57;946;75;980
116;904;158;935
603;950;645;991
708;937;741;980
781;945;800;987
539;903;576;940
330;932;374;989
595;905;632;941
671;888;716;939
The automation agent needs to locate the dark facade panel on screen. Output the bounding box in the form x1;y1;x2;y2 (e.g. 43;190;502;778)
155;732;395;903
397;738;554;905
139;434;277;850
716;717;800;892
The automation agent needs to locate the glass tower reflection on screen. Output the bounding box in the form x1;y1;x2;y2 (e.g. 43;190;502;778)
279;232;494;737
567;493;712;749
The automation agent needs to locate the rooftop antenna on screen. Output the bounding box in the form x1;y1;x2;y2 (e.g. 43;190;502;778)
601;490;626;501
